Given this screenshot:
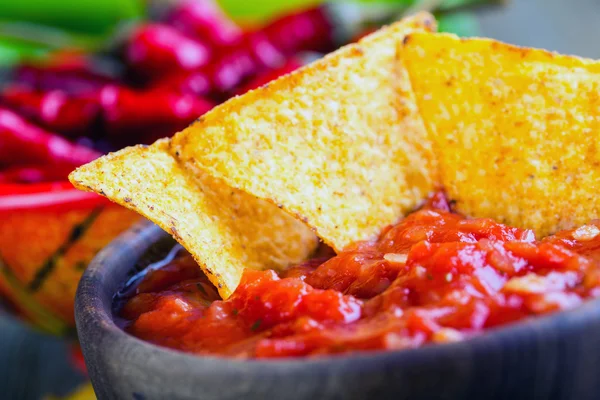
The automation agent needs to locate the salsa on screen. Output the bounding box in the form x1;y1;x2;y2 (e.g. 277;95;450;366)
118;192;600;358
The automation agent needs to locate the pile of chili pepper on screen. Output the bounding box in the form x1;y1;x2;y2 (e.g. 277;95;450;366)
0;0;359;184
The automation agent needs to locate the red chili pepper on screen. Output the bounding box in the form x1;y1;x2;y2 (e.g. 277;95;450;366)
200;30;297;95
69;344;87;375
0;165;72;184
233;58;303;95
125;24;212;78
164;0;242;48
150;48;253;99
150;31;285;98
13;64;114;94
243;31;286;70
100;85;215;146
0;107;100;169
152;70;212;98
1;87;101;138
150;6;332;97
202;40;257;95
261;6;334;56
0;182;107;212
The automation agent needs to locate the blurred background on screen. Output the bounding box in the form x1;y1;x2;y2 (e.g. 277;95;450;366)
0;0;598;399
480;0;600;58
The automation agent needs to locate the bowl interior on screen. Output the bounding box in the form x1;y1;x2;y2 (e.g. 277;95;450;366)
76;221;600;400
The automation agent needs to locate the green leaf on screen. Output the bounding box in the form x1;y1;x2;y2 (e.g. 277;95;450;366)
0;36;50;66
217;0;502;25
218;0;319;22
250;319;262;331
437;0;505;11
349;0;502;8
437;11;480;36
0;0;145;35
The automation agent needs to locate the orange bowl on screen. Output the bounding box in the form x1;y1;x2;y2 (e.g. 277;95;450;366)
0;182;139;335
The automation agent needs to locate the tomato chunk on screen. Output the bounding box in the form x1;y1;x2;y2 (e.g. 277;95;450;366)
120;192;600;358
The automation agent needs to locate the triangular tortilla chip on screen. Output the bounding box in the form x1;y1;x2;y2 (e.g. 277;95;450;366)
403;32;600;236
170;13;437;252
69;139;318;298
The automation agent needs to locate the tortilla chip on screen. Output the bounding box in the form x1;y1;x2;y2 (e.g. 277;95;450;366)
69;139;318;298
403;32;600;237
170;13;437;252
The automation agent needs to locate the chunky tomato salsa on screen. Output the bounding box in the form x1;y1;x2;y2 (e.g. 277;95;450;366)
118;192;600;358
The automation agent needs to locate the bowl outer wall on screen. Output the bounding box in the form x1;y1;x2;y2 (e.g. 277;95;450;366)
76;221;600;400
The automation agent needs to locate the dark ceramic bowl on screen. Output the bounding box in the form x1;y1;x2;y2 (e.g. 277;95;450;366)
76;221;600;400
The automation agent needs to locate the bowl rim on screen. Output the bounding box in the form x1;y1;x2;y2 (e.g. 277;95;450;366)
76;220;600;369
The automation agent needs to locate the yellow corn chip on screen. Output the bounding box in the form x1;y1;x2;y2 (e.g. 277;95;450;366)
69;139;318;298
403;32;600;236
170;13;437;252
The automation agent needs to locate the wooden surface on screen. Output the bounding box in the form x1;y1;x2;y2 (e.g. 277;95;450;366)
0;312;85;399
